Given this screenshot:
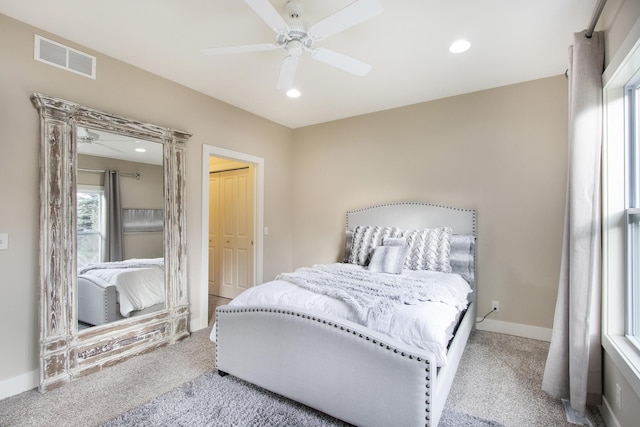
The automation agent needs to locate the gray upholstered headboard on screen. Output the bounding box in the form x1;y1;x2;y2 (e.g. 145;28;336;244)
346;202;476;236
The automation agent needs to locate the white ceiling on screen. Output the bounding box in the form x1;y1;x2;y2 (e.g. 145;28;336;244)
1;0;597;129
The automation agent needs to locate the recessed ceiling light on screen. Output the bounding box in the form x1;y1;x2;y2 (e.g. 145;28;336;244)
449;39;471;54
286;88;301;98
135;148;146;153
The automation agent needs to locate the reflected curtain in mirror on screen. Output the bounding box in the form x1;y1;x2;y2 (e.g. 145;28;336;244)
104;170;123;262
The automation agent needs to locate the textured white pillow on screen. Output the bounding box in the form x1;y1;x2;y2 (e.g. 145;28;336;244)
348;226;402;266
368;245;409;274
382;237;407;247
402;227;452;273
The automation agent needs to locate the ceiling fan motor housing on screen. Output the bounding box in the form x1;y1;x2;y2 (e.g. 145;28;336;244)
278;0;312;53
285;0;304;18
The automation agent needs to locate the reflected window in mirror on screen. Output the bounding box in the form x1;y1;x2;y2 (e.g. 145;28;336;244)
77;186;105;267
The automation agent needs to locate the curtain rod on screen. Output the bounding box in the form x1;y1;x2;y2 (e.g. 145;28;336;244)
565;0;607;78
586;0;607;38
78;167;140;179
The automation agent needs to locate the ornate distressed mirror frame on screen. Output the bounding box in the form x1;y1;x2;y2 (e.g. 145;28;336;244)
31;93;191;392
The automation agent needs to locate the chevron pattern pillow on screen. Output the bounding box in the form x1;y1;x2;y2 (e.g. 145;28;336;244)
348;226;403;266
348;225;452;273
402;227;452;273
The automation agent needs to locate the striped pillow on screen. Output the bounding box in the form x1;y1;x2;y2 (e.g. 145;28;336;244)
450;234;475;284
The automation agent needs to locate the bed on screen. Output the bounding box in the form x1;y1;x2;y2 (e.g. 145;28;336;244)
213;202;477;426
77;257;166;326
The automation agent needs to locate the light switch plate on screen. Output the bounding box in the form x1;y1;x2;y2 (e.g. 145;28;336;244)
0;233;8;250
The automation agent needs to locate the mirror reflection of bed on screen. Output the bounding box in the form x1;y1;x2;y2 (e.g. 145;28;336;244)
76;128;165;330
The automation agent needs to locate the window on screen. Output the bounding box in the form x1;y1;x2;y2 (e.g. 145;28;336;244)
603;21;640;398
77;187;105;267
629;72;640;350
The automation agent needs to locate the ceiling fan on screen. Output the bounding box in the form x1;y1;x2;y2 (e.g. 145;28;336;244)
202;0;383;90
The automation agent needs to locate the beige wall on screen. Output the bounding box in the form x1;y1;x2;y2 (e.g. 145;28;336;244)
602;0;640;66
292;76;569;330
0;13;294;385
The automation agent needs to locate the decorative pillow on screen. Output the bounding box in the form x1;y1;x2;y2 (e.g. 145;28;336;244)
348;226;403;266
401;227;453;273
348;225;452;273
368;245;409;274
382;237;407;247
343;230;354;263
450;234;475;284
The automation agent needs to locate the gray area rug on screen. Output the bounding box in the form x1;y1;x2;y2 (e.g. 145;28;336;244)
103;370;504;427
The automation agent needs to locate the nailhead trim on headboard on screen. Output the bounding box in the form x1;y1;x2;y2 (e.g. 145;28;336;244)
345;201;476;237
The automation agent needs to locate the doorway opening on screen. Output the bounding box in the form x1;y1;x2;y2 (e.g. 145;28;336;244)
201;145;264;328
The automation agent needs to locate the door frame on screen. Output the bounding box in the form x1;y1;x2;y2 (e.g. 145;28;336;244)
200;145;264;329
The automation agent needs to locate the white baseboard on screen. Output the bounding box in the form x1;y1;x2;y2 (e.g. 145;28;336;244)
599;395;621;427
189;316;209;333
0;369;38;400
475;318;553;342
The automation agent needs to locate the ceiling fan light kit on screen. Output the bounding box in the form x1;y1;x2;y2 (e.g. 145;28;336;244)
449;39;471;54
203;0;383;92
286;88;301;98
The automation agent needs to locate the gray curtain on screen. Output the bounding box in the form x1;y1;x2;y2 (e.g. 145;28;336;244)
104;170;123;262
541;31;604;415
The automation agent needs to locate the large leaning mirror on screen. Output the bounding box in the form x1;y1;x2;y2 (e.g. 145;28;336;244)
76;128;165;330
31;93;191;393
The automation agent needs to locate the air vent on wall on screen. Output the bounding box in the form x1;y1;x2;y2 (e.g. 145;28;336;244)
34;35;96;79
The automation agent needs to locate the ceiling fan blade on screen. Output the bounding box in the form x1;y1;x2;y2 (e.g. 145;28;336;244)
77;127;99;140
276;55;299;90
307;0;383;41
311;47;371;76
202;43;279;56
94;141;125;153
244;0;290;35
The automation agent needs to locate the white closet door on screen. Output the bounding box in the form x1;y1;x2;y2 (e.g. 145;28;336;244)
208;174;220;295
219;167;254;299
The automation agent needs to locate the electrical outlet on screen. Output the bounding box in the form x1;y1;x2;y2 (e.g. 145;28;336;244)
491;300;500;312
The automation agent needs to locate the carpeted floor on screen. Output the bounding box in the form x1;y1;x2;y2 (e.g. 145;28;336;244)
446;331;604;427
0;298;605;427
102;371;504;427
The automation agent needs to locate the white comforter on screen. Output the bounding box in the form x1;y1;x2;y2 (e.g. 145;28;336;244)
79;258;165;317
212;264;472;366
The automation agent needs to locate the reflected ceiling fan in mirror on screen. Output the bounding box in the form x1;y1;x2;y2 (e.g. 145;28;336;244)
76;127;164;165
77;127;125;153
202;0;383;90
